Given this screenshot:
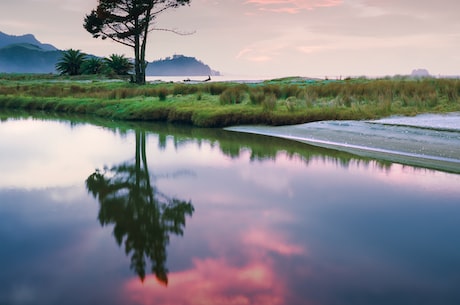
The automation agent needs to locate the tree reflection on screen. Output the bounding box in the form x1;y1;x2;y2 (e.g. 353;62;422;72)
86;130;194;284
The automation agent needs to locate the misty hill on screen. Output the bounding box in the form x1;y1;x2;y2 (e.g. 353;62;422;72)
411;68;430;77
0;31;57;51
0;31;219;76
0;43;61;73
146;55;220;76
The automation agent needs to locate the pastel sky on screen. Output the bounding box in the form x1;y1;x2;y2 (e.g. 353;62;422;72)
1;0;459;77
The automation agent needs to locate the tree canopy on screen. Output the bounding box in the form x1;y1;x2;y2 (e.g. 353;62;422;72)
55;49;86;76
84;0;191;85
86;130;194;283
105;54;133;75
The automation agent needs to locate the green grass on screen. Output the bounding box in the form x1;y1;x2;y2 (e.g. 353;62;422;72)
1;74;459;127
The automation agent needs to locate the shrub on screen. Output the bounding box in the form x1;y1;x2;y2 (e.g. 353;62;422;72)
336;94;353;107
297;89;317;108
249;88;265;105
262;94;277;112
263;84;282;99
173;84;198;95
281;85;300;99
157;88;168;101
220;86;246;105
285;97;297;112
206;83;227;95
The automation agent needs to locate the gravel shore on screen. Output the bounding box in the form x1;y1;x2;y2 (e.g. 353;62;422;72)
226;113;460;174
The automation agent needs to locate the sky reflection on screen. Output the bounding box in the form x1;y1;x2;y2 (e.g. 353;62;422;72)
124;257;286;305
0;118;133;188
1;116;460;305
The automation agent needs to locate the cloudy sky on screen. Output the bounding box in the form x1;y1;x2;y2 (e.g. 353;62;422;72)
1;0;459;77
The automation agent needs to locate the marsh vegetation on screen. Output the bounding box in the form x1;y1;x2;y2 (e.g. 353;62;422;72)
0;74;459;127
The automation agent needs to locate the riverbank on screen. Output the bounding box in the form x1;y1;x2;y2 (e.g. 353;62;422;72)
1;74;459;127
226;112;460;173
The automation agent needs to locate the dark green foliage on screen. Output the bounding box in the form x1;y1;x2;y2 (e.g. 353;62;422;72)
105;54;133;76
84;0;192;85
55;49;86;76
81;57;106;75
86;131;194;283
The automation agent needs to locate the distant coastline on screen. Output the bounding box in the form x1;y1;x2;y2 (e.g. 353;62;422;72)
0;32;220;76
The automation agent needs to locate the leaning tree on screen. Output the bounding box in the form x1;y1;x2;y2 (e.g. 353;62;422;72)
84;0;191;85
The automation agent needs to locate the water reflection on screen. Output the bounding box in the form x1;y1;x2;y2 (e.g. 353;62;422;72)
2;112;460;305
86;130;194;284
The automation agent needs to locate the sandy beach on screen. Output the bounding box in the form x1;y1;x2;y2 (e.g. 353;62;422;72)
226;113;460;174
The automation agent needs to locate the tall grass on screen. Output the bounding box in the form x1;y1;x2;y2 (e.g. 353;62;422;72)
1;75;459;127
219;85;247;105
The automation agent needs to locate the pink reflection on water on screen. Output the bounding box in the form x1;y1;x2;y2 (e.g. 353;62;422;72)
243;228;305;256
124;257;285;305
123;220;309;304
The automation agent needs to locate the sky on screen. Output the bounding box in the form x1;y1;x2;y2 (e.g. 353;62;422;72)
0;0;459;77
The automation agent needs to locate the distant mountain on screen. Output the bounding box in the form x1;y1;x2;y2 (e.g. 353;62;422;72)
146;55;220;76
0;32;61;73
411;68;430;77
0;31;220;76
0;31;57;51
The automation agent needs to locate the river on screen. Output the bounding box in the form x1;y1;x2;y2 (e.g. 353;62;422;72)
0;113;459;305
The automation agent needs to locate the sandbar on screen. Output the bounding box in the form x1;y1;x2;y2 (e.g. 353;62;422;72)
226;114;460;174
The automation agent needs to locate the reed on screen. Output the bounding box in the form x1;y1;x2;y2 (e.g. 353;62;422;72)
1;74;459;127
219;86;247;105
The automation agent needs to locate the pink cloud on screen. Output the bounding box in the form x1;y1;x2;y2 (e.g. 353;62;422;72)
245;0;343;13
236;44;285;63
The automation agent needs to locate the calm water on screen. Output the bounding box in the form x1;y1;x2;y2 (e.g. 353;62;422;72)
1;114;460;305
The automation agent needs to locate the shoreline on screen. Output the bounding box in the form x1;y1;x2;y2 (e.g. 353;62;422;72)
1;75;460;127
226;114;460;174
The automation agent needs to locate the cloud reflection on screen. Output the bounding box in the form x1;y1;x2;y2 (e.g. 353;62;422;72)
123;212;307;304
124;257;286;305
243;228;305;256
0;119;132;188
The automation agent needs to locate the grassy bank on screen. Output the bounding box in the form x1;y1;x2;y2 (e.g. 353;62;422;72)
1;74;459;127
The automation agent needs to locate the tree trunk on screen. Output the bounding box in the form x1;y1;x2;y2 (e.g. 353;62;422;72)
139;9;151;86
134;45;143;85
134;21;142;84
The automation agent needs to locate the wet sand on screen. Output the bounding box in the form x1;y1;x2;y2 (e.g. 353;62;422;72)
226;118;460;174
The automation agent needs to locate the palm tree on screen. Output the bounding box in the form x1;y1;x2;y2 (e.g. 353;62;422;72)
105;54;133;76
81;57;106;75
55;49;86;76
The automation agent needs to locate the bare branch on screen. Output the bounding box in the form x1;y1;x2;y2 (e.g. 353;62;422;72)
84;0;192;84
149;27;195;36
